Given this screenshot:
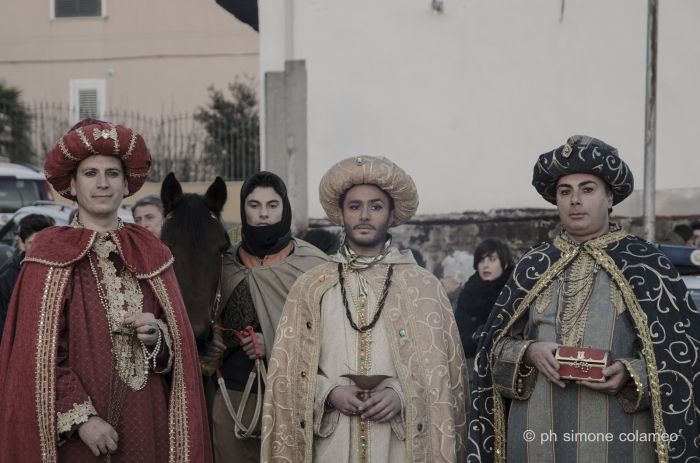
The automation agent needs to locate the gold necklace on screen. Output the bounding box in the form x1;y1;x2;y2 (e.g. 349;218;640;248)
340;264;391;463
344;264;390;373
556;251;599;346
340;263;392;334
88;234;149;391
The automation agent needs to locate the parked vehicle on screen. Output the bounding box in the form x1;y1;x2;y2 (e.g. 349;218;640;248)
658;244;700;308
0;202;134;246
0;162;54;227
684;275;700;309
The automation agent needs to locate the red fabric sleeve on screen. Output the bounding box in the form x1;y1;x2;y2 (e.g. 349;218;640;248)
55;279;97;439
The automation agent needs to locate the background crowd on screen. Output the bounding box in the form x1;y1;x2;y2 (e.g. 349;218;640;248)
2;208;698;359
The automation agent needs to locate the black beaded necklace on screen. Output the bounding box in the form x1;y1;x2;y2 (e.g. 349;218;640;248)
338;262;394;333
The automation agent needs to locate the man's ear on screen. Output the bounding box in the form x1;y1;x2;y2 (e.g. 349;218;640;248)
70;176;77;198
387;209;395;227
123;177;129;197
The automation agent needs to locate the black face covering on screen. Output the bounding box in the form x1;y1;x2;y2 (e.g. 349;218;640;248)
239;172;293;259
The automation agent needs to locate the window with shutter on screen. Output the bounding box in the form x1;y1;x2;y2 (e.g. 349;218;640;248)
53;0;103;19
78;89;99;120
69;79;106;125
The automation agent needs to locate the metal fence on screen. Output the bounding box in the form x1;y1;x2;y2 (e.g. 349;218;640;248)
0;101;260;182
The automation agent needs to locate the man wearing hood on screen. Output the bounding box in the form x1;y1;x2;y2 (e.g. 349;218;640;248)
204;171;328;463
261;156;467;463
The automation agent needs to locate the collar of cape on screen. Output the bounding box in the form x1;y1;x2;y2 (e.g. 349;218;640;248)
23;222;174;279
330;245;417;267
468;223;700;463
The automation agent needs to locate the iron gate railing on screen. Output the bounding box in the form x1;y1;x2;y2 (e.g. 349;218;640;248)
0;101;260;182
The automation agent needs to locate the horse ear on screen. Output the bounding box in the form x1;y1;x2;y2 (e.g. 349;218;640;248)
161;172;183;214
204;177;227;215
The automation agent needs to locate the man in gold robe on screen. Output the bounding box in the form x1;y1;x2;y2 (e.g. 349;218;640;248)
261;156;468;463
468;136;700;462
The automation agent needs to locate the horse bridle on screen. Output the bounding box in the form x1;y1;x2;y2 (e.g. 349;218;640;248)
163;210;226;326
163;209;263;439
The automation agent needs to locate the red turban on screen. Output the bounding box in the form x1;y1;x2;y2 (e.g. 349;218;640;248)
44;118;152;201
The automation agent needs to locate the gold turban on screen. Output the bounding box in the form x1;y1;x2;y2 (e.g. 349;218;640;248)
319;156;419;227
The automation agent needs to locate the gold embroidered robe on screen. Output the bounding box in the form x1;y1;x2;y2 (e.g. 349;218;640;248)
492;243;653;462
0;224;212;463
261;248;468;463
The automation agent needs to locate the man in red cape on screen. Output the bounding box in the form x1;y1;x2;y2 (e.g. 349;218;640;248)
0;119;212;462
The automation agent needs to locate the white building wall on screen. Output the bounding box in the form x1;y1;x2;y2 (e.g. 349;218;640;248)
259;0;700;218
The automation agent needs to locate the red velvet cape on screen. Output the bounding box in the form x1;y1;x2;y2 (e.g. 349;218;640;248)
0;223;212;463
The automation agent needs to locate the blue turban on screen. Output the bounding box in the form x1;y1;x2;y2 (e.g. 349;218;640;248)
532;135;634;206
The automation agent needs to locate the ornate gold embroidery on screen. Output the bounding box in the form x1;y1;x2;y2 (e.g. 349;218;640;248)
92;125;118;146
24;232;96;269
122;130;138;161
344;267;382;463
35;267;72;463
590;249;668;462
58;136;81;162
135;256;174;280
557;251;599;347
611;281;626;316
55;186;71;196
227;226;242;248
72;217;124;231
393;272;434;462
562;143;572;158
76;127;100;156
537;227;669;462
487;226;630;463
154;319;173;374
535;282;553;314
56;398;97;435
489;246;579;463
111;123;120;156
150;277;190;462
616;358;643;412
127;170;150;178
43;169;52;178
304;271;338;461
90;236;149;391
553;224;627;253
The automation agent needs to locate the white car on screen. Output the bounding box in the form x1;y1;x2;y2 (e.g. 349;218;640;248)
0;162;54;227
0;202;134;246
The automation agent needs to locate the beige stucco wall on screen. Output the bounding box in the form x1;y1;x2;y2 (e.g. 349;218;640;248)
0;0;259;115
49;181;244;225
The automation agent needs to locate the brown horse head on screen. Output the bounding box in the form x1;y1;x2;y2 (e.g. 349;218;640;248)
161;172;229;356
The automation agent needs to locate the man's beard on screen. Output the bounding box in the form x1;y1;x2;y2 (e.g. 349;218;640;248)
345;226;388;252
